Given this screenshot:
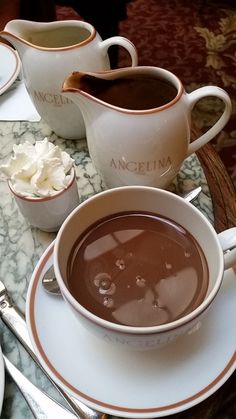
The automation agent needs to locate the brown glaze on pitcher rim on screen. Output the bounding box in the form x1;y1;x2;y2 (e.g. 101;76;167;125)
62;66;185;115
0;21;96;52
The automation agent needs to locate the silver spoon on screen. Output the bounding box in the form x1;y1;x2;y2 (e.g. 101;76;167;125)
42;186;202;296
42;265;60;295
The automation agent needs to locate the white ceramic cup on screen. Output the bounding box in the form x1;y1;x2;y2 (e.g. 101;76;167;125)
9;168;79;232
54;186;236;350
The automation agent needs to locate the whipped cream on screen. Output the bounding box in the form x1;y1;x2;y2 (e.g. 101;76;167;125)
0;138;75;197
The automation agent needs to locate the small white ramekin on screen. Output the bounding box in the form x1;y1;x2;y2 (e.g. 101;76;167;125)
8;167;79;232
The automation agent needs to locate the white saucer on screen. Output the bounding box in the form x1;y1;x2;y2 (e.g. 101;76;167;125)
0;345;5;415
26;242;236;418
0;43;21;95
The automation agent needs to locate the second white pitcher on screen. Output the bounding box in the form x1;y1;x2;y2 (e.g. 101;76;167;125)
62;66;232;188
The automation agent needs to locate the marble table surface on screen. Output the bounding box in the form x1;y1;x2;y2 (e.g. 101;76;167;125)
0;119;213;419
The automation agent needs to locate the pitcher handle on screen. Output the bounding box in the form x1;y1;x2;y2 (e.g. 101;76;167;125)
218;228;236;270
186;86;232;157
100;36;138;67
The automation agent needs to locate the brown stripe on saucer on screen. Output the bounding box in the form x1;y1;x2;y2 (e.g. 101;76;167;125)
28;244;236;415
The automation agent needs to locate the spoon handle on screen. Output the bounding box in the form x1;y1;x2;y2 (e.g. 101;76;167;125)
3;354;77;419
0;281;106;419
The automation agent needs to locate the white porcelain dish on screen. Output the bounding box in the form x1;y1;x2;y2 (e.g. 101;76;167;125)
0;43;21;95
26;242;236;418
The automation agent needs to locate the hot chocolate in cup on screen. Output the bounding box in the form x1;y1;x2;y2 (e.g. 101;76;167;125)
54;186;236;350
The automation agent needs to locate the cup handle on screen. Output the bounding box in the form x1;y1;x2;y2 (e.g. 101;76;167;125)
218;228;236;270
100;36;138;67
186;86;232;157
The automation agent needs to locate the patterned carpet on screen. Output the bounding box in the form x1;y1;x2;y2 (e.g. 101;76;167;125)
57;0;236;189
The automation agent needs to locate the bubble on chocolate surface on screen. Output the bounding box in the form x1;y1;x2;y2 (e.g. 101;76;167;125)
94;272;111;287
115;259;126;270
99;280;116;295
103;297;114;308
136;275;146;287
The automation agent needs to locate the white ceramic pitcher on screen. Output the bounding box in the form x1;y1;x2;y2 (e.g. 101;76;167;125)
0;20;138;139
62;66;232;189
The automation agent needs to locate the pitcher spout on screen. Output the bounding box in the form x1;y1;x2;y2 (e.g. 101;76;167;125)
61;70;124;136
62;71;87;93
61;68;136;110
0;19;42;55
61;71;99;121
62;70;116;96
62;70;112;105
